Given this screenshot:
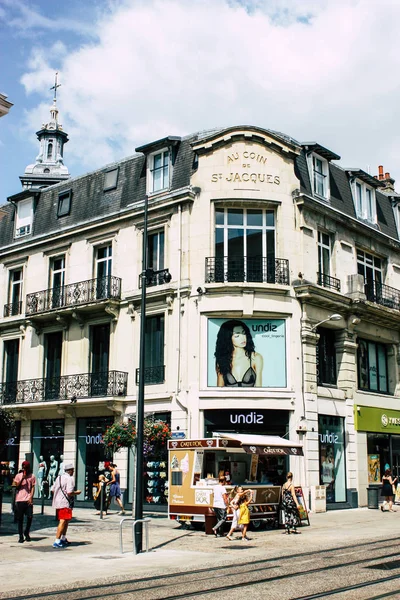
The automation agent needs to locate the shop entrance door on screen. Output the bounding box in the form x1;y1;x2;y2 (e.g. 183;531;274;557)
391;436;400;481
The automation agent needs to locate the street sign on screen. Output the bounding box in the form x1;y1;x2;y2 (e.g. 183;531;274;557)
171;431;186;439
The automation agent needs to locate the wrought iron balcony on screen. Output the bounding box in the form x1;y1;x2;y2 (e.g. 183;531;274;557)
0;370;128;405
3;300;23;318
317;272;341;292
205;256;290;285
365;280;400;310
138;268;172;288
25;276;122;316
135;365;165;385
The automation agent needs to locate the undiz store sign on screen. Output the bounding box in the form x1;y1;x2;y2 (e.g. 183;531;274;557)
229;412;264;425
81;434;104;445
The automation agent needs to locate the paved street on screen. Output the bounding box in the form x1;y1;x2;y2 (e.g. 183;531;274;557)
1;503;400;599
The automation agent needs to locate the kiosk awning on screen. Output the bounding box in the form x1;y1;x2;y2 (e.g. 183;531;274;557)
214;432;304;456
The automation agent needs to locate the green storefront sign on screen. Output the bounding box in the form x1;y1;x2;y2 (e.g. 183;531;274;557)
354;405;400;434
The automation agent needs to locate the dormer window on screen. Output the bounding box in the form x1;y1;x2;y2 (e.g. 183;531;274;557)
15;198;33;238
353;180;376;223
104;167;119;192
151;150;170;193
312;155;329;198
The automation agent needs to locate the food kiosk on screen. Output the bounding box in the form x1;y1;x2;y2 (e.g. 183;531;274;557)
168;433;304;532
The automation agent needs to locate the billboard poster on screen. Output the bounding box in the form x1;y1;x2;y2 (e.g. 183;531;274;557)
207;318;286;388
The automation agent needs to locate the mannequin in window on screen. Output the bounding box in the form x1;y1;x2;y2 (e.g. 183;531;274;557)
37;461;47;498
48;456;59;488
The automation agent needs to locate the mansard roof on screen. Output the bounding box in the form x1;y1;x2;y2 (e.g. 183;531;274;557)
0;125;398;249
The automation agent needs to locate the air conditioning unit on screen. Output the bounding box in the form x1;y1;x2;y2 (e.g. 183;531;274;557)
16;225;31;237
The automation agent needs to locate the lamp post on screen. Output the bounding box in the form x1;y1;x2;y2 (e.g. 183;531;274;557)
134;194;172;554
134;194;148;554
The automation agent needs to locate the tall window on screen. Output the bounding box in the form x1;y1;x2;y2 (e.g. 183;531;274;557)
357;250;382;302
95;245;112;299
357;338;388;393
147;230;165;285
3;339;19;403
353;180;376;223
15;198;33;238
151;151;169;192
91;323;110;396
215;208;275;282
144;315;165;384
50;255;65;309
7;269;23;316
316;328;337;386
44;331;63;400
313;156;327;198
317;231;331;286
47;140;53;160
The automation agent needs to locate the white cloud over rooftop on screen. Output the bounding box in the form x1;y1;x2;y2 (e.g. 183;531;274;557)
8;0;400;183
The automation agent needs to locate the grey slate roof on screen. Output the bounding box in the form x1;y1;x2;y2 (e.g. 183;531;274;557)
0;126;398;249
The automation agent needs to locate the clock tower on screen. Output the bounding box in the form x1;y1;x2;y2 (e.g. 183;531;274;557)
20;72;70;190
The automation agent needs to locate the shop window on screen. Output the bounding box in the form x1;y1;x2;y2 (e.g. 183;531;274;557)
0;421;20;495
367;433;390;485
76;416;114;502
316;328;337;386
318;415;346;503
357;338;388;393
32;419;64;499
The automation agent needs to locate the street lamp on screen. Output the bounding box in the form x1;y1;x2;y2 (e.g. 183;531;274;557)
311;313;342;332
134;194;171;553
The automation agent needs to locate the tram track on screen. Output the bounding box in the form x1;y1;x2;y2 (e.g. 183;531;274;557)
1;536;400;600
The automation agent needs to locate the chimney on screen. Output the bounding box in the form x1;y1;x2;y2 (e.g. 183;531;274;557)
375;165;395;193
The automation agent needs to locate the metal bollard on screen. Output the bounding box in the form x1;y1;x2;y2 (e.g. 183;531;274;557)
119;517;151;554
100;483;105;520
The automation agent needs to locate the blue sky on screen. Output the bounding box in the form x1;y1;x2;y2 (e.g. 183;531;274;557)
2;0;400;203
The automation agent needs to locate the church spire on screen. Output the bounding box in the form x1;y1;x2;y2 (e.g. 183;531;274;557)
20;72;70;190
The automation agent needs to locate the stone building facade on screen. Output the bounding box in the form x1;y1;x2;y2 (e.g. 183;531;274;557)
1;124;400;509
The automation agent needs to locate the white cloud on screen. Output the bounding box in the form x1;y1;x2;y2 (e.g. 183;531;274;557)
15;0;400;183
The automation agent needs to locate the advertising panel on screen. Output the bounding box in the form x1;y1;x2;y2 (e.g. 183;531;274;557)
207;318;286;388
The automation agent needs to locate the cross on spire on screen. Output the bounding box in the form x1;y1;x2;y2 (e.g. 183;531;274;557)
50;72;61;103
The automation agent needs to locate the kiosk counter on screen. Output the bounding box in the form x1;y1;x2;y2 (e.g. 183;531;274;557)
168;434;303;532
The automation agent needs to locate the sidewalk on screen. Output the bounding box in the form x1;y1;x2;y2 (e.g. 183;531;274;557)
0;502;397;596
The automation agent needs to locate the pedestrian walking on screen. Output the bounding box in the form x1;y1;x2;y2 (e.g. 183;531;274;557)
281;471;301;534
226;486;246;540
93;473;108;514
52;463;81;548
380;468;398;512
211;476;228;537
107;463;125;514
12;460;36;543
237;491;252;541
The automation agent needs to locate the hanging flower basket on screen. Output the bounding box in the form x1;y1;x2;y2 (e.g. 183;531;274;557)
102;419;171;457
102;422;136;456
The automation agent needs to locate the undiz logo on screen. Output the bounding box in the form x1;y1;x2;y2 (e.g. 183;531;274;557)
86;434;103;445
319;432;339;444
251;323;277;333
230;412;264;425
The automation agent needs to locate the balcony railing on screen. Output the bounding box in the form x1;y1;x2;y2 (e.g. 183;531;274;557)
135;365;165;385
3;300;23;318
317;272;341;292
26;276;122;316
205;257;290;285
0;370;128;405
365;280;400;311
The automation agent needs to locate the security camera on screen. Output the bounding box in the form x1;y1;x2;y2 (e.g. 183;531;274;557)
197;286;205;295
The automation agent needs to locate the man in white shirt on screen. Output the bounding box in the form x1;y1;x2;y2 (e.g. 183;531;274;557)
51;463;81;548
212;476;228;537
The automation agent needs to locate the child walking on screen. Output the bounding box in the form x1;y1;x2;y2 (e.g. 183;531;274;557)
237;491;252;541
